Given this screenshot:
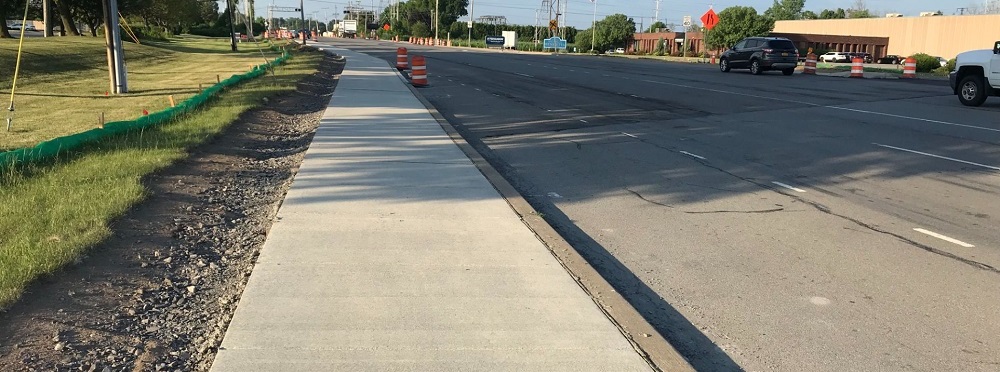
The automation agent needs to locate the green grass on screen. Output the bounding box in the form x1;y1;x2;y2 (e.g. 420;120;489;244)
0;44;323;310
0;35;285;151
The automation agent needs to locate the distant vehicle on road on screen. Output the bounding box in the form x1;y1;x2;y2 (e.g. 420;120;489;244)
950;40;1000;106
7;23;22;30
719;37;799;76
877;55;902;64
820;52;851;63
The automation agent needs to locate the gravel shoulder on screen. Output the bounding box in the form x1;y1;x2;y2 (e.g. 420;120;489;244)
0;53;344;371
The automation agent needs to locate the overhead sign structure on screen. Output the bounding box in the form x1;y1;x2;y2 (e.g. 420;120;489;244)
543;36;568;50
701;9;719;30
485;36;505;48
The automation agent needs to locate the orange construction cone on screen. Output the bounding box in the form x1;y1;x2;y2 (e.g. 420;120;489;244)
410;55;428;87
902;57;917;79
804;53;817;75
850;58;864;78
396;47;409;70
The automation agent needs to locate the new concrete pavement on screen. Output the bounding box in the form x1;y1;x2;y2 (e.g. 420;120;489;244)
210;46;662;371
334;39;1000;371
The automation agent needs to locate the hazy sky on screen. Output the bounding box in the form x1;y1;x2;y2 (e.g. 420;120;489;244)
259;0;987;29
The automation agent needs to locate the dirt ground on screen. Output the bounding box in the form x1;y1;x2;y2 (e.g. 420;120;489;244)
0;53;344;371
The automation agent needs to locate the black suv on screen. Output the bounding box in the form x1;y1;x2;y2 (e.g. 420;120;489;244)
719;37;799;75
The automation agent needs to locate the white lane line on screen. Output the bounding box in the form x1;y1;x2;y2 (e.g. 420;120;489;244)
514;72;534;78
679;151;706;160
874;143;1000;171
621;132;638;138
603;74;611;77
579;119;589;123
914;228;975;248
630;94;641;98
830;107;1000;133
772;182;806;193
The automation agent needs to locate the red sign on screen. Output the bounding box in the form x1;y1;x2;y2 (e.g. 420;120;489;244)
382;23;391;31
701;9;719;31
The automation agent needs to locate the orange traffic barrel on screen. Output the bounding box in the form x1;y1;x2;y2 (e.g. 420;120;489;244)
804;53;817;75
902;57;917;79
850;58;864;78
411;55;428;87
396;47;409;70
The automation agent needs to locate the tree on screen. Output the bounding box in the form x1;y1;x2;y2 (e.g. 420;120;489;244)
0;1;18;38
647;21;667;33
818;8;847;19
802;10;819;19
409;21;429;37
705;6;774;50
575;28;593;51
764;0;805;20
596;14;635;50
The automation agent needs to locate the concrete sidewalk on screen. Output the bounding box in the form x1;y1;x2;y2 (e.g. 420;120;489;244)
209;46;654;371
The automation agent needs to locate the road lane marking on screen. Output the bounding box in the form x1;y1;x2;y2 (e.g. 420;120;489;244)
913;228;975;248
829;107;1000;133
772;182;806;193
514;72;534;78
630;94;641;98
547;192;563;198
679;151;706;160
621;132;638;138
579;119;589;123
874;143;1000;171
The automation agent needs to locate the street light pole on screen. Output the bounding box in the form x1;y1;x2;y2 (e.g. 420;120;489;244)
434;0;440;45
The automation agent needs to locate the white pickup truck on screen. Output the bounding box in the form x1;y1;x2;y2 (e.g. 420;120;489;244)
951;41;1000;106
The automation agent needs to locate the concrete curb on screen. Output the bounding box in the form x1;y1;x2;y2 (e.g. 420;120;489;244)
387;61;696;372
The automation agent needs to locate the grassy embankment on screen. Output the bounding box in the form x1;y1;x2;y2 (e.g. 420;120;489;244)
0;36;323;309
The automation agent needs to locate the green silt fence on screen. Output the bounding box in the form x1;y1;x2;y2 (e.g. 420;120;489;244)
0;51;291;168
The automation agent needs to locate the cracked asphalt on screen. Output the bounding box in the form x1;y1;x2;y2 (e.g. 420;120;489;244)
335;39;1000;371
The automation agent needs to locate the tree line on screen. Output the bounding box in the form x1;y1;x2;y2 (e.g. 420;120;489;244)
1;0;227;39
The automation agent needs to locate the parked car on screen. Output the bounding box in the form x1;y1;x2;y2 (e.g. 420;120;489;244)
849;52;873;63
820;52;851;63
719;37;799;75
935;56;948;67
877;55;902;64
6;23;22;30
950;40;1000;106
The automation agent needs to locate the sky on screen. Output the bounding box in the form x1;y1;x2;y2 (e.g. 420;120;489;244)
254;0;988;29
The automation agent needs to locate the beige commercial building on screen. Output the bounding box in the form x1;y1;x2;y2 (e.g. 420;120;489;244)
773;14;1000;59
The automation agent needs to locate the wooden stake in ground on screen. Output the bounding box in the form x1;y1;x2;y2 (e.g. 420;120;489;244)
168;95;176;107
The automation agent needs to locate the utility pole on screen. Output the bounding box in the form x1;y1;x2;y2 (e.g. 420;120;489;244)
227;0;237;51
300;0;307;45
42;0;53;37
590;0;596;53
435;0;440;44
654;0;661;24
101;0;127;94
469;0;475;46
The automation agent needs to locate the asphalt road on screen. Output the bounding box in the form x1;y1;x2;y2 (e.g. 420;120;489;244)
324;38;1000;372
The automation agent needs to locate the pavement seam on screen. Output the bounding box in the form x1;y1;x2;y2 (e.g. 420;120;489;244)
389;61;696;372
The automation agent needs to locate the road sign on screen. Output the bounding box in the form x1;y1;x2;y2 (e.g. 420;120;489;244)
549;19;558;30
382;23;391;31
485;36;505;48
701;9;719;30
467;20;473;29
682;16;692;27
543;36;567;50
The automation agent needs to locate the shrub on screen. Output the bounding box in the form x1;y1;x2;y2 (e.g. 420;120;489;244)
909;53;940;73
946;58;956;71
